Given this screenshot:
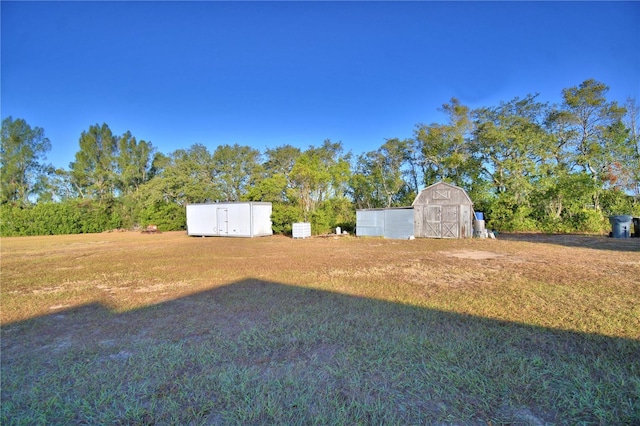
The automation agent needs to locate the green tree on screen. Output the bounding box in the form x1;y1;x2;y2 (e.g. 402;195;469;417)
531;171;604;233
620;98;640;206
414;98;477;188
69;123;117;202
472;95;552;201
264;144;302;178
350;138;411;208
112;132;156;228
115;131;155;195
248;174;290;202
38;168;75;203
251;146;304;234
350;158;381;209
0;117;52;206
147;144;218;206
290;140;351;222
472;95;554;230
133;145;217;230
211;144;263;201
558;79;627;209
249;144;302;203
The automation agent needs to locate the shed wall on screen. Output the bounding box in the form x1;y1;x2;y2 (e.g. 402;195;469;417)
186;204;217;236
356;210;385;237
383;209;414;239
225;204;252;236
250;203;273;237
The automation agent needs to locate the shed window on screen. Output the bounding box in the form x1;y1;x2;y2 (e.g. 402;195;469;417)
433;190;450;199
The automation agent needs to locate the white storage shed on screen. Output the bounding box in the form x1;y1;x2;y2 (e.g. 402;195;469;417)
186;202;273;237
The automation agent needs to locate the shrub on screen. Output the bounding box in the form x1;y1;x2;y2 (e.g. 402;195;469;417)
139;202;186;231
270;203;303;235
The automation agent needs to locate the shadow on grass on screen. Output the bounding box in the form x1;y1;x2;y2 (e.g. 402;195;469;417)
499;232;640;252
2;279;639;425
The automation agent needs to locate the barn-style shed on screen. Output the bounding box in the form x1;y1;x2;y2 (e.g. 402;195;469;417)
412;182;474;238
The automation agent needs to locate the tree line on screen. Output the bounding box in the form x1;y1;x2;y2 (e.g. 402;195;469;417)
2;79;639;237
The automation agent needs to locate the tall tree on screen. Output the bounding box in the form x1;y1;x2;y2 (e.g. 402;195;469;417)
349;160;379;210
69;123;117;202
403;140;423;196
0;117;52;206
473;94;552;198
620;98;640;203
263;144;301;177
290;140;351;221
158;144;218;205
557;79;627;208
472;94;553;229
211;144;263;202
249;144;301;203
350;138;411;208
413;98;476;188
39;168;76;203
115;131;155;195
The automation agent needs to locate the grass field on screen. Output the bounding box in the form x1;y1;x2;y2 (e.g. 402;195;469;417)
1;231;639;425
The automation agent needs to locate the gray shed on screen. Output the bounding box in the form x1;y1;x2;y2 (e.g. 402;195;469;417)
412;181;474;238
356;207;414;239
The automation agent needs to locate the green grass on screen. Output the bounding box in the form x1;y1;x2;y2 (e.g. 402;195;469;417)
1;232;639;424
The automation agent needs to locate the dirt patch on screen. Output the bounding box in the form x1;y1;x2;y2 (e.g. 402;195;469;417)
442;250;504;260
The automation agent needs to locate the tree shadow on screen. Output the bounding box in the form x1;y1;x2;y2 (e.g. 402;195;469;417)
499;232;640;252
2;279;639;424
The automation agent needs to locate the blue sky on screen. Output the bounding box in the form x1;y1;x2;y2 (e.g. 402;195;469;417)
2;1;639;170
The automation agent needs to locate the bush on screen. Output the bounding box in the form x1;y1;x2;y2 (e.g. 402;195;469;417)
0;199;134;236
569;209;608;234
139;202;186;231
270;203;303;235
0;204;26;236
600;188;636;217
485;195;539;232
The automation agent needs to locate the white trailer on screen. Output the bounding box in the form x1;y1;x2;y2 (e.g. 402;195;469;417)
186;202;273;237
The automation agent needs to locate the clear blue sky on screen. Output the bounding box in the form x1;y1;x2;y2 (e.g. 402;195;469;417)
2;1;639;170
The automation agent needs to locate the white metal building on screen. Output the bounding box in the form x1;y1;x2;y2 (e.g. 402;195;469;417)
186;202;273;237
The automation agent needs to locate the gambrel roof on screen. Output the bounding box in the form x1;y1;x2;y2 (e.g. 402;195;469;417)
412;181;473;206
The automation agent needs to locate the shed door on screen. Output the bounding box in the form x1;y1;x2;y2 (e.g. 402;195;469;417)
423;206;441;238
441;205;459;238
217;208;228;235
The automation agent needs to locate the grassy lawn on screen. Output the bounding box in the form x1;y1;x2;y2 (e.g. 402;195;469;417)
1;231;639;424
